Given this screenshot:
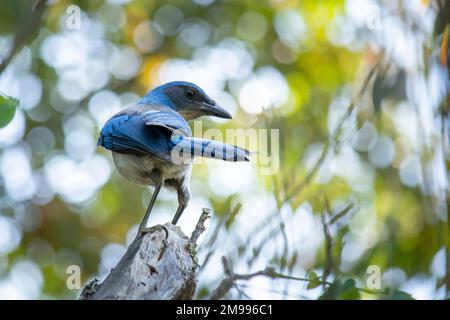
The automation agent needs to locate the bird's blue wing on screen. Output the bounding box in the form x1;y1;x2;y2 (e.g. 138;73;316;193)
141;110;191;136
98;107;192;162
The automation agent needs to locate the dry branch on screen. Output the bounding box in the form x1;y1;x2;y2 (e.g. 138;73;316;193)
80;209;210;300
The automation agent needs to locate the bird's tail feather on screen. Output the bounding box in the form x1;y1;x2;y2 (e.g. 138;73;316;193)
173;137;250;162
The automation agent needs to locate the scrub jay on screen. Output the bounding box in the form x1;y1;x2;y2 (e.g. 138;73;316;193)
97;81;250;235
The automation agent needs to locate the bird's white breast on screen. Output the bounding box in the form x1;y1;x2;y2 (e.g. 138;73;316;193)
112;152;192;187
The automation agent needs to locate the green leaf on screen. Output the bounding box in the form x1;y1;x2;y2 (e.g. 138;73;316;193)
195;286;210;299
0;93;18;128
307;282;321;290
385;288;415;300
338;279;361;300
319;279;361;300
328;203;353;225
306;271;321;290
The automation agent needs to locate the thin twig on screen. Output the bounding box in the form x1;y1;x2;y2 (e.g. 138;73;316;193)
199;203;241;272
209;256;386;299
210;256;324;299
0;0;48;74
328;203;354;226
190;208;210;244
321;196;334;286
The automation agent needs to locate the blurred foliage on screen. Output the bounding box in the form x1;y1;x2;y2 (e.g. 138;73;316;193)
0;0;449;300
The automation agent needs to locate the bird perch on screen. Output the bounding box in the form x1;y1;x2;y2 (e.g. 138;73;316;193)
79;209;210;300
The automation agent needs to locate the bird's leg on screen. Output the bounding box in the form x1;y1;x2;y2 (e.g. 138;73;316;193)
171;184;190;225
138;170;163;237
172;203;186;225
137;184;162;236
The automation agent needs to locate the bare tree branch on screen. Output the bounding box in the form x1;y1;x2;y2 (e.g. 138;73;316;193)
209;256;316;300
190;208;210;244
80;210;210;300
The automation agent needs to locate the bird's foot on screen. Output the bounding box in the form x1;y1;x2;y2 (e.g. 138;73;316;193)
136;225;169;240
137;226;154;238
135;226;155;240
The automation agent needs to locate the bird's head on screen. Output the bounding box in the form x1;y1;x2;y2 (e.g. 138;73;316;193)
141;81;232;121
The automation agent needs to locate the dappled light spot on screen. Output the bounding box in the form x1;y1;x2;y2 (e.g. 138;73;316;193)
0;216;21;256
153;5;184;36
88;90;122;128
44;153;111;204
368;135;395;168
238;67;289;114
399;155;423;188
0;145;36;202
237;11;268;42
133;20;164;53
0;109;25;147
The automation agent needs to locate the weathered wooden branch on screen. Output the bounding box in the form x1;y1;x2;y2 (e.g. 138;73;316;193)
80;209;210;300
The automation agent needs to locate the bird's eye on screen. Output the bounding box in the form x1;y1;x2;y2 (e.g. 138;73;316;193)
185;89;195;99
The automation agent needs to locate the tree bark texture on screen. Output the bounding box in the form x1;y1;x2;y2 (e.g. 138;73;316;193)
79;210;209;300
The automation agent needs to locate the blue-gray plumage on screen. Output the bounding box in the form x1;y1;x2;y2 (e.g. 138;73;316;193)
98;81;250;235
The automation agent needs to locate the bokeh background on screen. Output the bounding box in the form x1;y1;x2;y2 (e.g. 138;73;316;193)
0;0;449;299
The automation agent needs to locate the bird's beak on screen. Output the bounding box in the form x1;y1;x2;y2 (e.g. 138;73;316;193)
201;101;232;119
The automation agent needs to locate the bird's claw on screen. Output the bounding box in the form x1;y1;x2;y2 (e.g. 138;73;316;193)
137;226;155;239
136;225;169;240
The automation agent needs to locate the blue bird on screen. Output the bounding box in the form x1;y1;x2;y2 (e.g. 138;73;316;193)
98;81;250;235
